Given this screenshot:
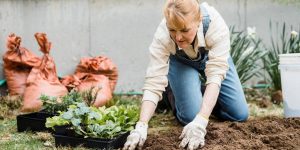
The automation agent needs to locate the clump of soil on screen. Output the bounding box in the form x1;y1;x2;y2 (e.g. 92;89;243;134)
144;116;300;150
271;90;283;104
256;98;273;108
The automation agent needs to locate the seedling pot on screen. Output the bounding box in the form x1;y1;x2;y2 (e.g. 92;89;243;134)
17;111;56;132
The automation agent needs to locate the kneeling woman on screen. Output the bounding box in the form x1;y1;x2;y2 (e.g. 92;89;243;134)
123;0;249;150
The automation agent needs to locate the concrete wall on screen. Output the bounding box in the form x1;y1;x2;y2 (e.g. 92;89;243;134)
0;0;299;92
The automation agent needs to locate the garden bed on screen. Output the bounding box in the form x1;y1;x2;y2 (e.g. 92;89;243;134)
144;116;300;150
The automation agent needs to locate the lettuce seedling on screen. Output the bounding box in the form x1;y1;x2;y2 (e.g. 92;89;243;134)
46;102;139;139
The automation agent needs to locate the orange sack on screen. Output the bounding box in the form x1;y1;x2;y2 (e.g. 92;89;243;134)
3;33;41;96
61;73;112;107
60;74;81;91
75;56;118;91
22;33;68;112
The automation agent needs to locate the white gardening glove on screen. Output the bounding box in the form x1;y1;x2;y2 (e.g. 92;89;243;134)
179;114;208;150
123;121;148;150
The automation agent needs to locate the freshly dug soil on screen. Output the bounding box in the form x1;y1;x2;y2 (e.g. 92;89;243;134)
144;116;300;150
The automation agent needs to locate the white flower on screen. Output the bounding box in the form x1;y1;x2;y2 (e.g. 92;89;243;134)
247;27;256;39
291;30;298;39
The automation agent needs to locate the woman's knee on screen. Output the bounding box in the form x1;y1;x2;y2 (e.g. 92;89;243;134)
215;102;249;122
230;107;249;122
176;111;197;125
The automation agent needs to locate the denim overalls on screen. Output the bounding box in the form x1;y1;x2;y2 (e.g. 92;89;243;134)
162;4;249;125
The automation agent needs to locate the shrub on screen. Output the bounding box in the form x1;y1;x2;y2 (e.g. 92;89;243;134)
230;27;267;84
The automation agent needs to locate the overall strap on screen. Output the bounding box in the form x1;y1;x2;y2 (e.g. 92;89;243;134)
200;4;211;37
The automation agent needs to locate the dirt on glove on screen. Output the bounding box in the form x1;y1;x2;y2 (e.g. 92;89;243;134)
143;116;300;150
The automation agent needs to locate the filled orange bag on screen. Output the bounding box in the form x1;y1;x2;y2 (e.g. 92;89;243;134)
60;74;81;91
22;33;68;112
2;33;41;96
61;73;112;107
75;56;118;91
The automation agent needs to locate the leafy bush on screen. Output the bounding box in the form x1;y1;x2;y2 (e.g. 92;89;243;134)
40;90;83;114
46;102;139;139
262;23;300;91
230;27;267;84
81;87;99;106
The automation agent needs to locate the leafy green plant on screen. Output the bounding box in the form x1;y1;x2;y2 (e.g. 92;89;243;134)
230;27;267;84
40;90;83;114
46;102;139;139
105;94;141;107
81;86;100;106
262;22;300;91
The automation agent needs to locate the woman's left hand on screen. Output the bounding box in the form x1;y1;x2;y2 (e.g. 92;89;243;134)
179;114;208;150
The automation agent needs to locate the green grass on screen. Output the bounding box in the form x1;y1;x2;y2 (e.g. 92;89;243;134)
0;119;49;150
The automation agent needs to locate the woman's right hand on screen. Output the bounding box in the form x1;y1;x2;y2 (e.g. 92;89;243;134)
123;121;148;150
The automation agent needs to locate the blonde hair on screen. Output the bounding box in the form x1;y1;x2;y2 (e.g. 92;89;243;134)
164;0;201;30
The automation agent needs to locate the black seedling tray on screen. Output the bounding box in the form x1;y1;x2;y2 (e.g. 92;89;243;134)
17;111;56;132
54;131;130;149
54;125;74;136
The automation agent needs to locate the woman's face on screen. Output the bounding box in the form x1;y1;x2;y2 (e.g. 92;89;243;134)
167;18;199;49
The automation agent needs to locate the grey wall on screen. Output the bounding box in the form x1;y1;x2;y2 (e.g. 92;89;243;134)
0;0;299;92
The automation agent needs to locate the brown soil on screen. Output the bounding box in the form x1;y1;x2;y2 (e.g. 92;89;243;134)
271;90;283;105
257;98;273;108
144;116;300;150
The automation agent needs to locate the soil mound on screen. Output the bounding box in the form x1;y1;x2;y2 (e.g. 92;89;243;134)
144;117;300;149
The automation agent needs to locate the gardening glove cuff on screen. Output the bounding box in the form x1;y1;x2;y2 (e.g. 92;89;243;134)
193;114;209;128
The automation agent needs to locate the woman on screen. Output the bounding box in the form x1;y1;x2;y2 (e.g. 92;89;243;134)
123;0;248;150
